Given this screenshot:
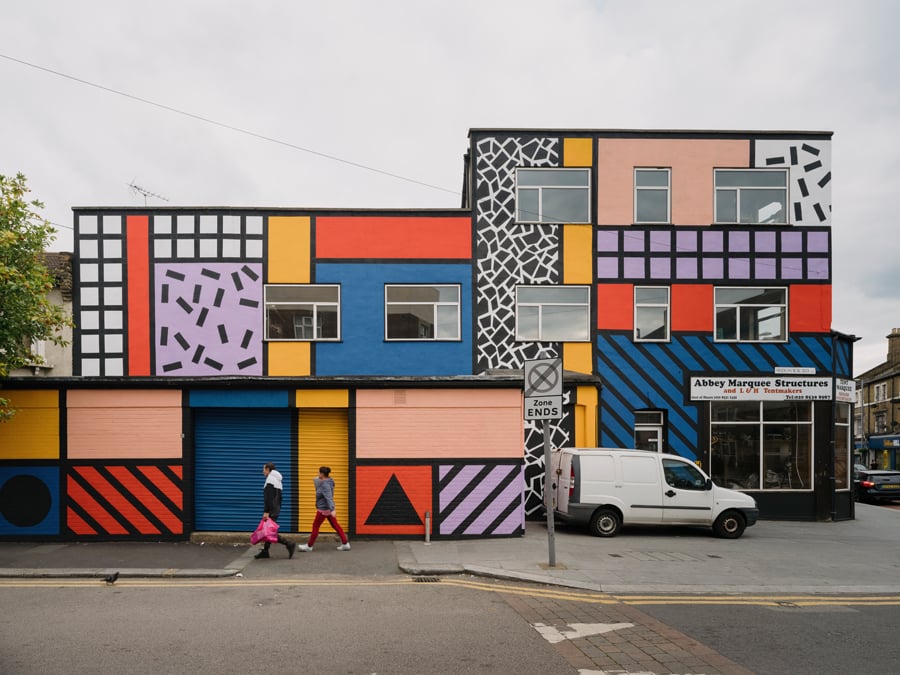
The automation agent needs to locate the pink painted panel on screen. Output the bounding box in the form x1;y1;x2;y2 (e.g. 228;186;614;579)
356;389;523;459
596;138;749;225
67;390;183;459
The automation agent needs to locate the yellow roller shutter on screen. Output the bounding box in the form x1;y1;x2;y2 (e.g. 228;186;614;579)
298;410;349;534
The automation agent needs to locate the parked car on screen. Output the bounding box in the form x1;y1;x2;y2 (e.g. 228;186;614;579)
854;467;900;503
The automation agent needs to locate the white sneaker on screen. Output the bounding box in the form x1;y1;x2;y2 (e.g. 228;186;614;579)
297;544;313;552
337;542;351;551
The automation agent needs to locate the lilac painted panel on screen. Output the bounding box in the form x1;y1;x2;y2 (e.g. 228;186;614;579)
650;257;671;279
676;230;698;252
597;230;619;252
728;231;750;253
729;258;751;279
597;258;620;278
155;262;263;376
807;231;829;253
702;230;724;252
807;258;830;279
781;258;804;279
755;231;777;253
754;258;777;279
623;231;645;252
649;231;671;252
781;231;803;252
438;464;524;536
702;258;724;279
623;257;645;278
676;257;698;279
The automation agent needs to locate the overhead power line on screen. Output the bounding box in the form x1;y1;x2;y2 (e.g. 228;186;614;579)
0;53;460;197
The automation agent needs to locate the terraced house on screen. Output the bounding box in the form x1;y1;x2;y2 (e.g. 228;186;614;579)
0;128;856;542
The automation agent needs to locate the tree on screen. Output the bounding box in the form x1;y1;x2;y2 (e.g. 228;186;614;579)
0;173;72;420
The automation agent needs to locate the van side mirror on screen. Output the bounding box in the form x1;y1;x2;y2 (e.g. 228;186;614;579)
705;478;713;491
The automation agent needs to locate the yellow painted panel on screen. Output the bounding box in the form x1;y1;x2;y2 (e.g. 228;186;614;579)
575;385;599;447
563;225;594;284
563;138;593;167
0;390;59;459
267;342;311;376
268;216;311;283
563;342;593;375
298;410;349;534
295;389;349;408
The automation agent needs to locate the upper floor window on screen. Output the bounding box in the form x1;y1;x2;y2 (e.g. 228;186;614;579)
516;286;590;341
265;285;340;340
874;382;888;402
715;169;788;224
634;168;670;223
385;284;460;340
714;287;787;342
634;286;669;342
516;168;590;224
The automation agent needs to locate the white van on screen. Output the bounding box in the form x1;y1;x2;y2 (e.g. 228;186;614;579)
550;448;759;539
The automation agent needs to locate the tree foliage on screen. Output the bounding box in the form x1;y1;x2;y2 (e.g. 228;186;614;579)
0;173;72;420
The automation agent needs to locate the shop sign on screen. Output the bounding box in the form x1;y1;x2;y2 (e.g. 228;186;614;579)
835;378;856;403
690;376;833;401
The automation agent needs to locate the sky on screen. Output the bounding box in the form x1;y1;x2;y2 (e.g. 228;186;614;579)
2;0;898;377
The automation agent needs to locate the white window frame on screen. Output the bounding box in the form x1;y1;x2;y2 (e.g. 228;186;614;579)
264;284;340;341
714;287;787;343
515;286;590;342
515;168;591;224
714;168;788;224
634;168;671;223
874;382;888;402
385;284;461;341
634;286;670;342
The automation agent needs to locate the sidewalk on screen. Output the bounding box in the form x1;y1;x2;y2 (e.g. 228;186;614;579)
3;504;900;593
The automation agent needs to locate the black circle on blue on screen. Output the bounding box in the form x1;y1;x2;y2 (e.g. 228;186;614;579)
0;474;52;527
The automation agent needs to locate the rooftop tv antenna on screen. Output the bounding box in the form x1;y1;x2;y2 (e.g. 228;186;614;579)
128;180;169;205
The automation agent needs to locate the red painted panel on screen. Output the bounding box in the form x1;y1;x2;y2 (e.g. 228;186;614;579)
790;284;832;333
355;465;432;535
67;507;97;535
597;284;633;329
316;216;471;259
108;467;182;534
126;215;151;375
74;467;159;535
672;285;714;331
139;466;183;509
67;476;129;535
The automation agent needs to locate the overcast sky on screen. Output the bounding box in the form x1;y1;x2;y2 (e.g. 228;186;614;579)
2;1;897;376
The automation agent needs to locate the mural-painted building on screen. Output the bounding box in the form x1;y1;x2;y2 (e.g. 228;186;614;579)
0;128;856;541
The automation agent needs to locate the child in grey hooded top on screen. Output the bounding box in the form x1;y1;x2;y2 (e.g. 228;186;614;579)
298;466;350;551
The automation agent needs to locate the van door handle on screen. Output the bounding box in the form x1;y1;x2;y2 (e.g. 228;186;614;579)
665;490;676;497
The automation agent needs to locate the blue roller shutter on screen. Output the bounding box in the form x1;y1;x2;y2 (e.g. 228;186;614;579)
194;408;294;531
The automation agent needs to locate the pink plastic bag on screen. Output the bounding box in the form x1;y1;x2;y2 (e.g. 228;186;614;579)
250;517;280;544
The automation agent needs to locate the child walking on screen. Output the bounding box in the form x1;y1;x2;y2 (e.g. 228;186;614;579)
298;466;350;552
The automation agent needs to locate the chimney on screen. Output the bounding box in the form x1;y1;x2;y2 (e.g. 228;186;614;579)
888;328;900;365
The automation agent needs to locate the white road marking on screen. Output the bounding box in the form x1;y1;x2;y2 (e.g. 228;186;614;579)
531;622;634;644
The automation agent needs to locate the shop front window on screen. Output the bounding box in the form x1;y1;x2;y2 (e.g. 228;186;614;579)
710;401;813;490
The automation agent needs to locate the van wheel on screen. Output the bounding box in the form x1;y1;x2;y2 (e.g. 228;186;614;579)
589;508;621;537
713;511;746;539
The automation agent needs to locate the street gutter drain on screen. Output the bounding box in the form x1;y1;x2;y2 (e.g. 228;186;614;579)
412;576;441;583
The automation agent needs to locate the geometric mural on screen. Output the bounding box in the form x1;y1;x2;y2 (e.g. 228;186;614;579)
355;465;431;536
154;262;263;375
0;466;60;535
755;138;832;226
438;463;524;536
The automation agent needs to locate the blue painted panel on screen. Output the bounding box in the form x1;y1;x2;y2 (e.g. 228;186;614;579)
189;390;290;408
315;263;473;376
0;466;60;535
194;409;294;531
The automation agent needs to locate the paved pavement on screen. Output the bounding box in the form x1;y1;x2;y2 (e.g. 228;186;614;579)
1;502;899;593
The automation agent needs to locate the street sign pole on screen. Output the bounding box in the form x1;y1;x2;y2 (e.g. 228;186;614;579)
543;421;556;567
523;357;563;568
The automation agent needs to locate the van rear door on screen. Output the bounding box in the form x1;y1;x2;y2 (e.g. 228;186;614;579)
661;457;714;523
552;450;571;514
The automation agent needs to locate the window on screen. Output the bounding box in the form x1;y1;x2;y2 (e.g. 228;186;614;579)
715;169;788;224
634;168;670;223
516;286;590;341
663;458;707;491
634;287;669;341
709;401;812;491
835;402;850;490
385;285;460;340
714;287;787;342
516;168;590;223
264;285;340;341
874;382;888;402
875;411;887;434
